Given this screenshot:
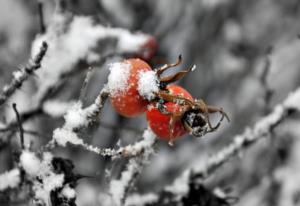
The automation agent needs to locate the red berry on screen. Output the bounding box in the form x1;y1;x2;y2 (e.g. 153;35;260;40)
109;58;155;117
138;36;158;61
146;85;193;140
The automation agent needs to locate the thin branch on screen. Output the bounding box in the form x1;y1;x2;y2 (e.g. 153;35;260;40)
260;46;274;114
0;41;48;106
79;67;94;102
38;1;46;34
12;103;24;149
109;129;157;206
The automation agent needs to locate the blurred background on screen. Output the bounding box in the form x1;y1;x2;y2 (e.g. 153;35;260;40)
1;0;300;205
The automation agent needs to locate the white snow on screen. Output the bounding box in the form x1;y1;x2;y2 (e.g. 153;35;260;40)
61;184;76;199
165;170;190;196
107;62;131;96
283;87;300;111
12;70;24;81
120;128;156;157
109;129;156;206
63;102;89;129
0;168;20;191
125;193;158;206
53;128;84;147
110;159;141;205
31;15;151;101
20;151;65;206
116;32;149;53
20;150;42;176
43;100;76;118
137;70;159;100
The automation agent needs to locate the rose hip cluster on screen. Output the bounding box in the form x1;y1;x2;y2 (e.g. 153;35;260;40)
107;56;229;146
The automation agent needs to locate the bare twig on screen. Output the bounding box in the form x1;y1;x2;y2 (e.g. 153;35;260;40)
38;1;46;34
79;67;94;102
260;47;274;114
12;103;24;149
0;42;48;106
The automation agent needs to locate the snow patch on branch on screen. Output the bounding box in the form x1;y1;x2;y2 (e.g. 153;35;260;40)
43;100;76;118
109;129;156;206
20;151;64;206
125;193;158;206
31;15;152;100
53;128;84;147
0;168;20;191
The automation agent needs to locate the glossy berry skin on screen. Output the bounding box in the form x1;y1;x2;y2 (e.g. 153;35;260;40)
146;85;193;140
110;59;152;117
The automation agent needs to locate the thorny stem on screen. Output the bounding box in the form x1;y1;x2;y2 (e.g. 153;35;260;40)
12;103;24;149
0;41;48;107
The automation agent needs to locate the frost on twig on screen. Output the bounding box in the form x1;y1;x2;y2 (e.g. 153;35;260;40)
109;129;156;206
0;41;48;106
51;88;109;148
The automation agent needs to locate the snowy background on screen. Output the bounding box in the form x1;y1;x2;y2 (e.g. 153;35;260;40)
1;0;300;206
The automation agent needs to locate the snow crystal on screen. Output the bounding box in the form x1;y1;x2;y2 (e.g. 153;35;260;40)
107;62;131;96
43;100;75;118
0;168;20;191
61;184;76;199
20;150;41;176
53;128;84;147
138;70;159;100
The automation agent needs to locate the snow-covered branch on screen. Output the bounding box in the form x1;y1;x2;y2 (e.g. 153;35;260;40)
0;41;48;106
109;129;156;206
51;88;109;148
190;87;300;180
144;87;300;204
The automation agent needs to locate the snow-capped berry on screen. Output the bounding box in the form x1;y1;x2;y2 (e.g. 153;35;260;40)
146;85;193;140
108;58;158;117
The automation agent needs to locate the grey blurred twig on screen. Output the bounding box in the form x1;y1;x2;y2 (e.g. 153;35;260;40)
38;1;46;34
12;103;24;149
260;47;274;114
0;42;48;107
